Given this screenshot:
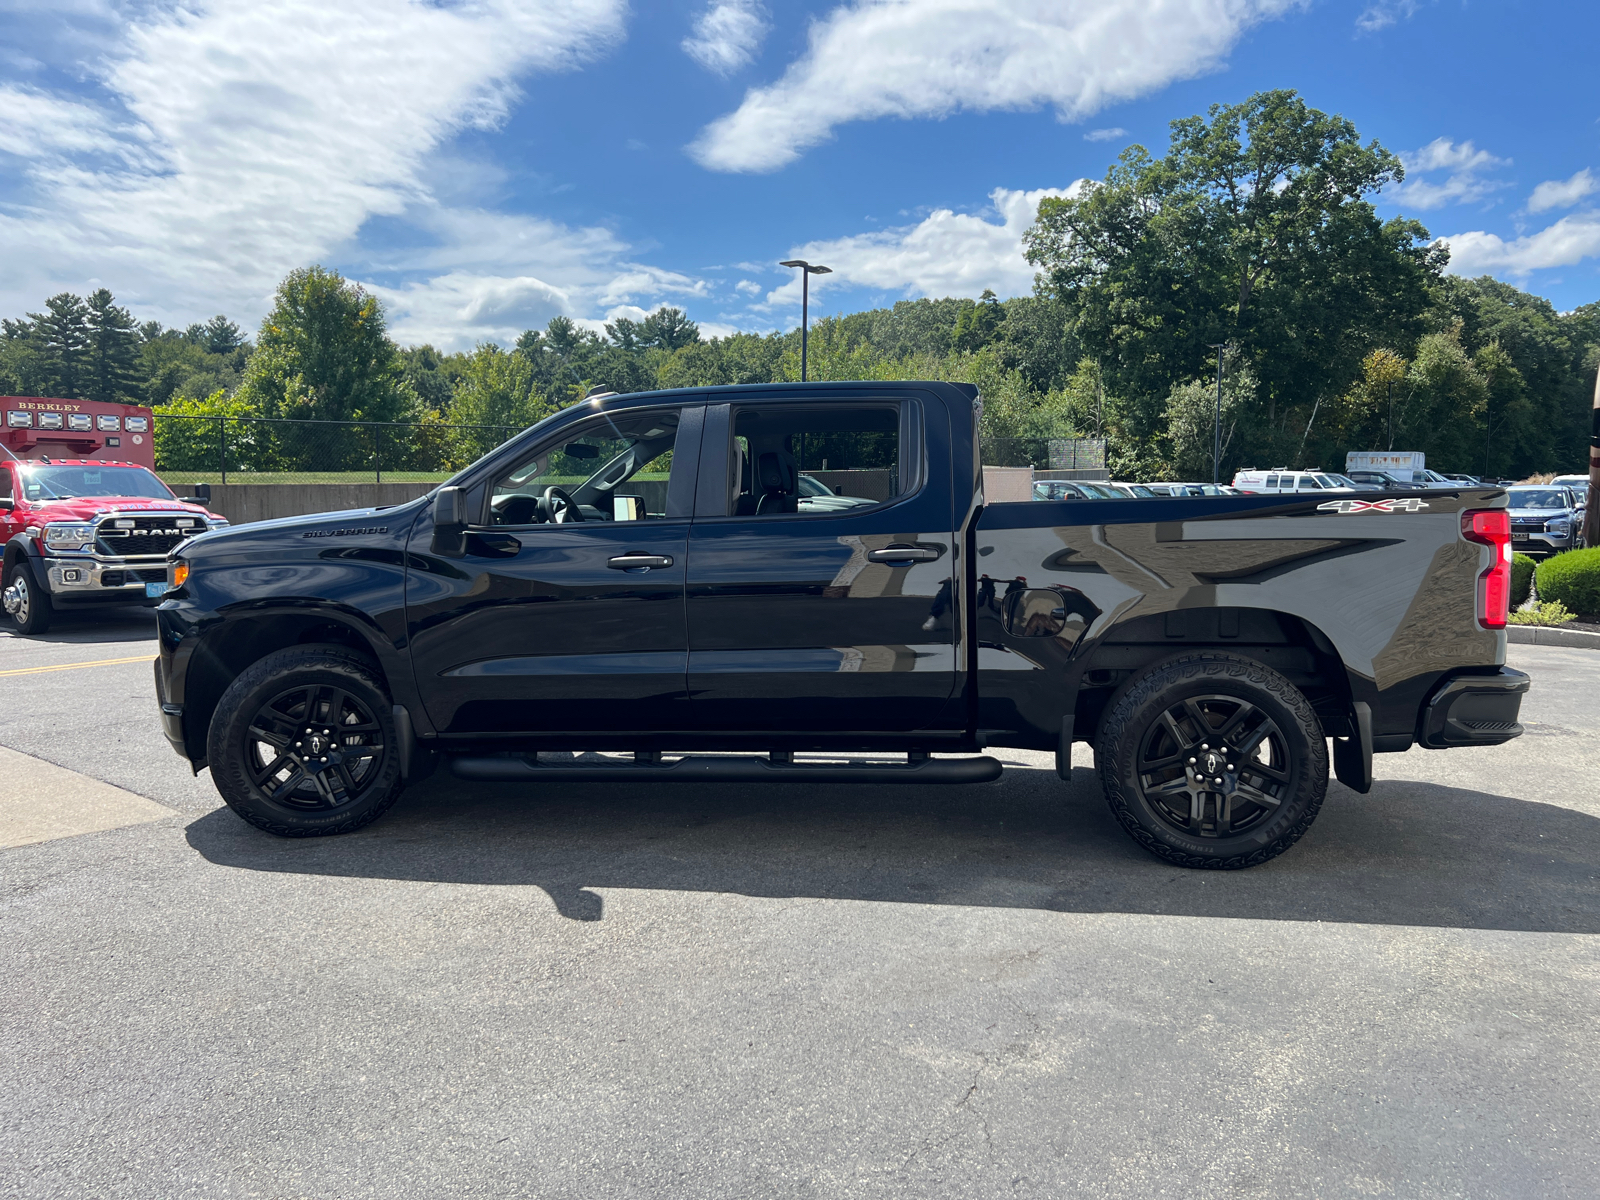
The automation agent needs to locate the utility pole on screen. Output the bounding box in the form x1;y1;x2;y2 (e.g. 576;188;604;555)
779;259;832;381
1586;363;1600;548
1208;343;1228;487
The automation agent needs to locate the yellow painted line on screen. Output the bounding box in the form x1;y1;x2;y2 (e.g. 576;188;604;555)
0;653;156;678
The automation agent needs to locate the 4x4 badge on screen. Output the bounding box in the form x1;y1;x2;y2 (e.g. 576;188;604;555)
1317;498;1430;514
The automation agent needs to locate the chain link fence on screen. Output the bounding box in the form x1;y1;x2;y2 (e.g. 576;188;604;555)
982;436;1108;472
154;415;524;485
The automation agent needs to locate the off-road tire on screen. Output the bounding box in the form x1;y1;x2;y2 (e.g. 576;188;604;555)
1096;652;1328;870
4;558;53;635
208;644;404;837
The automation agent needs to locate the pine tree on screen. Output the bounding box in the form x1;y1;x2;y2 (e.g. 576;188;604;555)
202;314;245;355
27;293;92;398
85;288;142;404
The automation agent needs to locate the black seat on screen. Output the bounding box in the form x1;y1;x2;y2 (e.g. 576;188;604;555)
754;444;798;515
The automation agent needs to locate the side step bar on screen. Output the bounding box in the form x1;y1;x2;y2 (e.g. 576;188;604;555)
449;753;1004;785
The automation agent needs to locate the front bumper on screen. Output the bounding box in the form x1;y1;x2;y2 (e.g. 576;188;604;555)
1417;667;1530;748
1510;528;1575;556
42;555;168;601
153;655;186;756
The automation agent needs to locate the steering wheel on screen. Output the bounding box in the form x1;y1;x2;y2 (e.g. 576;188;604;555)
542;485;585;523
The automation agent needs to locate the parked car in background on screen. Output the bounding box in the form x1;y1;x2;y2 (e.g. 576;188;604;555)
1034;480;1132;500
1506;486;1584;556
1146;482;1238;497
1231;470;1357;495
1107;481;1160;498
796;473;876;512
1550;474;1590;510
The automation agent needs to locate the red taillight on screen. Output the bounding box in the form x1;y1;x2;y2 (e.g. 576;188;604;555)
1461;509;1511;629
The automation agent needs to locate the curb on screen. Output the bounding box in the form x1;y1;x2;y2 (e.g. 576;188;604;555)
1508;624;1600;650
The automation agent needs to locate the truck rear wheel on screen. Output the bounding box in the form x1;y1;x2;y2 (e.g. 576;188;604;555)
207;645;403;837
1095;653;1328;869
3;559;53;635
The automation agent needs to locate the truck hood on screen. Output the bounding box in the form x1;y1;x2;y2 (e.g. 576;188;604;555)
19;495;222;524
1507;506;1573;519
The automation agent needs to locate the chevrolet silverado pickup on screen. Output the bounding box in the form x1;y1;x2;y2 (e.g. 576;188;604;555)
152;382;1528;869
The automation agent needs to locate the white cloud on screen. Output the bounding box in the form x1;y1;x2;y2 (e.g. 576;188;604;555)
1084;127;1127;142
0;0;650;345
357;207;710;348
762;184;1084;309
1355;0;1418;32
683;1;768;75
689;0;1302;173
1392;137;1510;210
735;279;763;295
1439;214;1600;277
1528;168;1598;214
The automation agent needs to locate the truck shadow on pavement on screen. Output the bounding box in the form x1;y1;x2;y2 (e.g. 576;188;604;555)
185;765;1600;934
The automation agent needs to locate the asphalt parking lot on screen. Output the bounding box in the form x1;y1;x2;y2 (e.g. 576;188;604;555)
3;610;1599;1199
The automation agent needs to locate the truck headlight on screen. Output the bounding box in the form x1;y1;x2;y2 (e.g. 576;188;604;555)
1548;519;1571;535
42;523;97;550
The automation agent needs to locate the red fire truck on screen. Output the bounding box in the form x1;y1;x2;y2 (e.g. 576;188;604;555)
1;395;157;469
3;396;227;635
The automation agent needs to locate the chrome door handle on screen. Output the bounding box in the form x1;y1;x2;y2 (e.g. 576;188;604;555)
867;545;940;565
608;553;674;571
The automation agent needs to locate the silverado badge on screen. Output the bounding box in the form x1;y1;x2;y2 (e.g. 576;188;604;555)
1316;498;1430;514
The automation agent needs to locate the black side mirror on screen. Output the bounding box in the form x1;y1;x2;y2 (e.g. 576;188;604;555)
431;486;468;557
0;498;13;511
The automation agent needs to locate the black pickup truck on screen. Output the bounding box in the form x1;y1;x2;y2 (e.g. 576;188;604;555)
153;382;1528;869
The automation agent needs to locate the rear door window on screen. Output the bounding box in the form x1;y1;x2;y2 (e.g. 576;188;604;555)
724;404;905;517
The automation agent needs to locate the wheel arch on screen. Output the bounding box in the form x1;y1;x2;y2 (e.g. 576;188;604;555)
1070;605;1353;749
180;608;394;764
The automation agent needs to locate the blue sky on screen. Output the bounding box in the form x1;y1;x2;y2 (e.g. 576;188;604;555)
2;0;1597;349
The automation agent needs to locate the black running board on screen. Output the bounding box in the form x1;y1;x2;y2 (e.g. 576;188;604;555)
449;754;1003;785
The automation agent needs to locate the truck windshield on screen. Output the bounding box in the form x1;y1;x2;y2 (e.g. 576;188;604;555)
17;465;174;502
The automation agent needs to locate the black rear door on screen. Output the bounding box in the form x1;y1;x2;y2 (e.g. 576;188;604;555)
682;394;961;733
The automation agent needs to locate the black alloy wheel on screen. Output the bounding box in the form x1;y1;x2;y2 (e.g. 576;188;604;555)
245;682;386;813
1096;652;1328;869
1135;695;1290;840
208;645;405;836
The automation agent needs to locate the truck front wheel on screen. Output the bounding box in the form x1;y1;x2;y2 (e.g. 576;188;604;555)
1095;653;1328;869
207;645;404;837
3;558;53;635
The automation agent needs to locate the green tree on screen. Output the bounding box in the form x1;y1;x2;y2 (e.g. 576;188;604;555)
27;293;93;398
951;289;1006;353
638;306;700;351
449;344;554;461
1165;363;1256;480
84;288;142;404
1025;89;1444;464
235;265;415;424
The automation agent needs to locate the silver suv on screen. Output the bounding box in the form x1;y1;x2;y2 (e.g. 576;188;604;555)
1506;486;1584;557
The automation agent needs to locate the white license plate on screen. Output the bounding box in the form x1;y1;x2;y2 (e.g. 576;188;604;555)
146;581;167;598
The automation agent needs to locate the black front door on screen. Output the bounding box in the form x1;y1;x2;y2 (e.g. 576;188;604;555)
683;396;961;733
407;404;701;736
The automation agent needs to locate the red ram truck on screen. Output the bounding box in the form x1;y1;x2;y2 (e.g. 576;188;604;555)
2;397;227;634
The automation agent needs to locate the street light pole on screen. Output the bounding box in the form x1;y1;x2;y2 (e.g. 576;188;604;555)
1208;343;1229;487
779;259;832;382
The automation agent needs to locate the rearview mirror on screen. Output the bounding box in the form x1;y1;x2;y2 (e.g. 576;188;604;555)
564;443;600;460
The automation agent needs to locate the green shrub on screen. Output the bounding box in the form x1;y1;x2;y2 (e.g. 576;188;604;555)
1510;553;1536;608
1508;599;1576;626
1535;547;1600;617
